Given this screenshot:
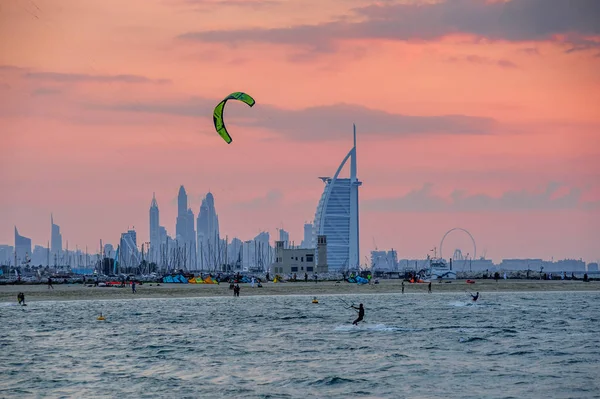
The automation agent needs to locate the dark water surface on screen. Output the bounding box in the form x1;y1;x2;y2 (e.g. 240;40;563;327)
1;292;599;398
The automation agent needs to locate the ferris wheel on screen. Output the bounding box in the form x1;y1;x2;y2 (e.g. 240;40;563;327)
439;228;476;261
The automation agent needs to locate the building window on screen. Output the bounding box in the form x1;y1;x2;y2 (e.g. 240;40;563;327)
306;254;314;262
307;267;313;272
301;257;304;262
301;267;304;270
291;267;298;272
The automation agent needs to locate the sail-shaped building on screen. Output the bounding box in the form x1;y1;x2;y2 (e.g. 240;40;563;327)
313;125;362;272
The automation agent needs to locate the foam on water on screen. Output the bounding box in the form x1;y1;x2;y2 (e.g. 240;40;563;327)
1;291;599;398
334;323;399;332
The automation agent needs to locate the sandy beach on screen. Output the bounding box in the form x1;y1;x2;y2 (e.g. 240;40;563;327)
1;279;598;303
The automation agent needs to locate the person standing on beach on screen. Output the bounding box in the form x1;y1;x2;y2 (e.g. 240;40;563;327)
304;273;308;283
131;281;136;294
314;272;318;283
47;277;54;289
428;281;432;293
401;281;405;294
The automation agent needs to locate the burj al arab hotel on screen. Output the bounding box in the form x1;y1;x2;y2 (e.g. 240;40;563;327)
313;125;362;272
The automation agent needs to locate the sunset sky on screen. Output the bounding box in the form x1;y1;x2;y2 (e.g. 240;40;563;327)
1;0;599;264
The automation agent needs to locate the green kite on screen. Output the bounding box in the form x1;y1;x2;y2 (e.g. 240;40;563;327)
213;92;255;144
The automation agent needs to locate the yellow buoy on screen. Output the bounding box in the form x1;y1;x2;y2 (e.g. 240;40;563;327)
97;313;106;321
312;297;318;304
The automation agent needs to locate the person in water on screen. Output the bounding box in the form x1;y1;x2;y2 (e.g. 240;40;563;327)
17;292;25;305
351;303;364;325
471;292;479;302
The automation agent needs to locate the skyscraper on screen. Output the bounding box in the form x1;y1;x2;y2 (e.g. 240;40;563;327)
186;207;196;268
279;228;290;248
301;223;312;248
313;125;361;272
119;229;138;269
176;185;188;241
149;193;159;257
50;214;62;262
14;227;32;266
197;192;220;270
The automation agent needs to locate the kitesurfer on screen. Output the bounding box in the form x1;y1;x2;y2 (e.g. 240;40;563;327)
471;292;479;302
351;303;365;325
17;292;25;305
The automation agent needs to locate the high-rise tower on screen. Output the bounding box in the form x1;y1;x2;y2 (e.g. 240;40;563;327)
196;192;220;270
50;214;62;261
313;125;361;272
149;193;159;258
176;185;188;242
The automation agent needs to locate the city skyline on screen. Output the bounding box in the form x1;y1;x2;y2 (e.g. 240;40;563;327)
1;0;598;263
3;176;598;265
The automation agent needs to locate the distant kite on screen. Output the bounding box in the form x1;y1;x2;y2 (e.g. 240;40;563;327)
212;92;255;144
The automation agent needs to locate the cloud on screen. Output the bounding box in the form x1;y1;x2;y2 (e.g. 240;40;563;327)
446;54;518;69
31;87;62;96
175;0;281;10
90;97;497;140
0;65;29;72
176;0;600;53
233;190;283;209
363;182;600;213
24;72;171;85
519;47;541;56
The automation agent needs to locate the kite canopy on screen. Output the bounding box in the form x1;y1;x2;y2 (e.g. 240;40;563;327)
212;92;256;144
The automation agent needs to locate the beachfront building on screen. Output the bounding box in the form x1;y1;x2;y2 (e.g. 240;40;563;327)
271;235;328;275
312;125;361;272
371;250;398;273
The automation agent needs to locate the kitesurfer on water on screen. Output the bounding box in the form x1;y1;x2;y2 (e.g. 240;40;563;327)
471;292;479;302
17;292;25;305
351;304;364;325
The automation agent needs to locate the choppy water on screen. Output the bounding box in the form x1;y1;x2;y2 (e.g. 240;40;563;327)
1;291;599;398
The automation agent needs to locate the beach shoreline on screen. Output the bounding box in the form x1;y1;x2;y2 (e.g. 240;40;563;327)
1;279;598;303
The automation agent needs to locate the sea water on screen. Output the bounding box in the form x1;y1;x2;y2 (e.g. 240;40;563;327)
1;291;599;398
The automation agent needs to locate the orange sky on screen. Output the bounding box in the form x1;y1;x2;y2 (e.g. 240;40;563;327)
1;0;599;263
